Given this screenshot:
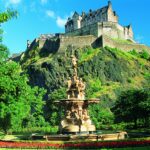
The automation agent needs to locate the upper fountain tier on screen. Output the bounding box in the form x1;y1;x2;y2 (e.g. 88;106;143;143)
67;55;86;100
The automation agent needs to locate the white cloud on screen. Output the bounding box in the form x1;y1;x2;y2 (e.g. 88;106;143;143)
9;0;21;4
41;0;48;4
56;16;67;28
55;11;73;28
4;0;22;7
46;10;55;18
45;10;72;28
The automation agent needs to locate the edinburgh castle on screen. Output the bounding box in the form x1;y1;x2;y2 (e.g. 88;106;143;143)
65;1;133;42
26;1;150;54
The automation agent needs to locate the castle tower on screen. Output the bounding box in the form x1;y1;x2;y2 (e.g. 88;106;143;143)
72;12;82;30
65;12;82;33
108;1;112;8
107;1;118;23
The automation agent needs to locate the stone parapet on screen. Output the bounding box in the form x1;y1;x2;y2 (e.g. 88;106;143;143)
102;35;150;53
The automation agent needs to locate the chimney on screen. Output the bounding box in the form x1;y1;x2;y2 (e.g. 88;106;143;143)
89;9;92;16
108;1;112;7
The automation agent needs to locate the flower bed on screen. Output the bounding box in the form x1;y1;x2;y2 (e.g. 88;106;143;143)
0;140;150;149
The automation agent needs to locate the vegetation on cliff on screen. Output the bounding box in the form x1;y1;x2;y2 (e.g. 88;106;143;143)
17;43;150;129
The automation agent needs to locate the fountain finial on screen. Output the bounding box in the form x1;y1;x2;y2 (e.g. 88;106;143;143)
67;55;85;100
71;55;78;77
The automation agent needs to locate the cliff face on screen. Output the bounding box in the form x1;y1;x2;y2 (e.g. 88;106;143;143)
20;46;150;104
17;44;150;124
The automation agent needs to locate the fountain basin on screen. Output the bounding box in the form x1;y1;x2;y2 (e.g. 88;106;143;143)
42;131;127;141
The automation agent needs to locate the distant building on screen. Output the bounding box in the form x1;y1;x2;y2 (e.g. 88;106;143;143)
65;1;134;42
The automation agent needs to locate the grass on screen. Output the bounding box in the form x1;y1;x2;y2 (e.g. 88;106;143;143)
87;81;120;99
110;147;150;150
112;38;133;44
105;46;149;64
0;132;5;140
79;47;101;63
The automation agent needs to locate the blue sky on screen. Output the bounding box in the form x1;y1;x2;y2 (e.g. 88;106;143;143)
1;0;150;55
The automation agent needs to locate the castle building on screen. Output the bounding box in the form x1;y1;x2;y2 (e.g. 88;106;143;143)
24;1;150;54
65;1;134;42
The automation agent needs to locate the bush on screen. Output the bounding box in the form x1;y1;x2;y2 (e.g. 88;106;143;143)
12;126;58;134
140;50;150;60
129;49;150;60
129;49;139;56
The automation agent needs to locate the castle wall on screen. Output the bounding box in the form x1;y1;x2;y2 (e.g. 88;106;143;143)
102;35;150;53
98;22;123;39
29;34;150;55
97;22;134;41
37;35;97;53
65;23;99;37
81;10;107;28
59;35;97;51
66;21;133;42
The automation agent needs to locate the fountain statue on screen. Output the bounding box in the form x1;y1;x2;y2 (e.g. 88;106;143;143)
57;55;99;134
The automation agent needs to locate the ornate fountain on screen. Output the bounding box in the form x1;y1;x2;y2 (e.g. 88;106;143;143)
32;55;127;141
57;55;99;134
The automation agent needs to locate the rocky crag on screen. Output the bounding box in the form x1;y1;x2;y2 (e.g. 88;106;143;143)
18;45;150;107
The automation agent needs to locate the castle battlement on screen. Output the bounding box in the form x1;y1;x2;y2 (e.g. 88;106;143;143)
65;1;134;42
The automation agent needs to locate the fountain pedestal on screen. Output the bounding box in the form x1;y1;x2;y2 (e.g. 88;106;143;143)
58;99;99;133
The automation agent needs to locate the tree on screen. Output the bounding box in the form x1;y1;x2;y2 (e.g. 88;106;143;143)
47;88;66;126
138;88;150;126
0;9;17;61
111;89;150;128
89;104;114;129
0;62;47;133
0;10;46;133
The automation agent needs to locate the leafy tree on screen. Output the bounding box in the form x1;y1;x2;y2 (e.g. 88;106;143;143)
0;56;46;133
89;104;114;129
0;10;46;133
0;9;17;60
111;89;150;128
138;88;150;126
47;88;66;126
